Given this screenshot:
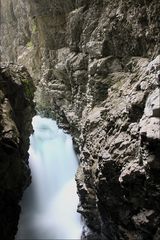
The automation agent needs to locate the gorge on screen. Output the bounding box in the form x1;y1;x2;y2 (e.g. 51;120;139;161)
0;0;160;240
16;116;82;239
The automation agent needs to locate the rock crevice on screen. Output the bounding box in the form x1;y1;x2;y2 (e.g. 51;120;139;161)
0;0;160;239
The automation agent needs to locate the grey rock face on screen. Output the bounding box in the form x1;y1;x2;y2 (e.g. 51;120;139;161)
0;64;35;240
1;0;160;239
140;88;160;140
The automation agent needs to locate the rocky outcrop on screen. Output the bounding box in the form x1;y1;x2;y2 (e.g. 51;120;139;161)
0;64;35;240
1;0;160;239
74;55;160;240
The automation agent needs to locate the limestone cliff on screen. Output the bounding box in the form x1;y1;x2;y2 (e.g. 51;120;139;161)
1;0;160;239
0;64;35;240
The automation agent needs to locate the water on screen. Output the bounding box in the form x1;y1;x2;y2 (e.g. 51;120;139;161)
16;116;82;239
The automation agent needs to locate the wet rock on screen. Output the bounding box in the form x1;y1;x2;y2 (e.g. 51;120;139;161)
1;0;160;239
0;64;35;240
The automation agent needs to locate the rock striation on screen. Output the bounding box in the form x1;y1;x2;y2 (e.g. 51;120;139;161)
75;56;160;240
0;0;160;239
0;64;35;240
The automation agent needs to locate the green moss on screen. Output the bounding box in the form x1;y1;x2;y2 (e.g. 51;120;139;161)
31;23;37;34
21;78;35;100
26;41;33;49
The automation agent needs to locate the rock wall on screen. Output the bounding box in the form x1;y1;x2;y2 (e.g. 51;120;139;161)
1;0;160;239
0;64;35;240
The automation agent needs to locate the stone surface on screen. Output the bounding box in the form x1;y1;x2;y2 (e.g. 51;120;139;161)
0;64;35;240
1;0;160;239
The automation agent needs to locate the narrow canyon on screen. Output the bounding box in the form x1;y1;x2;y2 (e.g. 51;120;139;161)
0;0;160;239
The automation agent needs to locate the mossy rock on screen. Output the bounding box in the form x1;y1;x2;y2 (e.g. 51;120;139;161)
26;41;33;49
21;78;35;101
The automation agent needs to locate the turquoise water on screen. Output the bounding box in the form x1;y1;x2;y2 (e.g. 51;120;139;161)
16;116;82;239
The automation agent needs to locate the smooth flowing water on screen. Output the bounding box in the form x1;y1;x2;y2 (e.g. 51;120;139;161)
16;116;82;239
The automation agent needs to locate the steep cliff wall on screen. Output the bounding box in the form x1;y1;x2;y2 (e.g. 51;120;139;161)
1;0;160;239
0;64;35;240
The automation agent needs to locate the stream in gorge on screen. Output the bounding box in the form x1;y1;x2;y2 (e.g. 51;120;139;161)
16;116;82;239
